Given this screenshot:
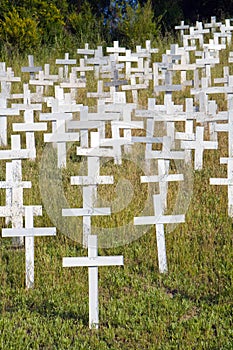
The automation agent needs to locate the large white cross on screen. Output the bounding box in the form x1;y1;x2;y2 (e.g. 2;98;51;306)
63;235;123;329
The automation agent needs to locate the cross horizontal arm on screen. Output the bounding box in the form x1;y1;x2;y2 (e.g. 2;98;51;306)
71;176;114;186
63;256;124;267
62;208;111;216
2;227;56;237
134;214;185;225
141;174;184;183
0;181;31;189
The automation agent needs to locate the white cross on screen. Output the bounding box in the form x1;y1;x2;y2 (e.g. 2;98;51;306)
56;53;77;80
63;235;123;329
72;58;94;79
122;75;147;104
118;49;138;78
0;134;36;161
77;43;95;59
106;41;126;59
175;20;190;39
2;206;56;288
86;46;108;79
0;98;20;146
87;80;112;102
141;158;184;210
42;111;79;168
60;69;86;100
146;136;186;161
62;132;114;247
204;16;222;33
210;157;233;216
134;194;185;273
21;55;42;79
181;126;218;170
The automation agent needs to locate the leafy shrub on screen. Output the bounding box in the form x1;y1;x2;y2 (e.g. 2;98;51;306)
105;0;162;49
18;1;65;44
67;1;104;46
0;8;40;53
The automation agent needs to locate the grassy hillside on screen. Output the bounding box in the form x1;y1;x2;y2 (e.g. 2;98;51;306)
0;44;233;350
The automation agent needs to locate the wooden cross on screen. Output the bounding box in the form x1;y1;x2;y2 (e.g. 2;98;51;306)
40;111;79;168
56;53;77;80
86;46;108;79
170;56;197;88
135;40;159;63
175;98;196;141
131;59;153;86
210;157;233;216
212;104;233;157
118;49;138;78
104;60;128;92
219;20;233;44
42;85;82;136
11;86;42;115
72;58;94;79
0;134;36;160
67;105;120;143
77;43;95;60
63;235;123;329
110;119;144;163
146;136;186;162
204;16;222;33
0;97;20;146
154;70;181;94
12;85;47;160
21;55;42;79
60;69;86;100
191;76;233;110
2;206;56;288
63;131;115;247
214;66;229;91
203;39;226;56
106;41;126;60
0;64;21;100
183;27;206;48
134;194;185;273
0;161;31;227
0;163;41;246
181;126;218;170
141;158;184;210
195;48;219;85
29;70;54;102
135;94;184;145
0;134;38;245
175;20;190;39
87;80;112;102
39;63;60;83
122;75;147;104
214;27;232;45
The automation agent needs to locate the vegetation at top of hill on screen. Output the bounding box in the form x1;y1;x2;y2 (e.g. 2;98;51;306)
0;0;233;56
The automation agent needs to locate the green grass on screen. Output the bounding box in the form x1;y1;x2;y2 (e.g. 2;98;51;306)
0;41;233;349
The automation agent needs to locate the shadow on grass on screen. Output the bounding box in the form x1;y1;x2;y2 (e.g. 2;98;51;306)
30;299;89;325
